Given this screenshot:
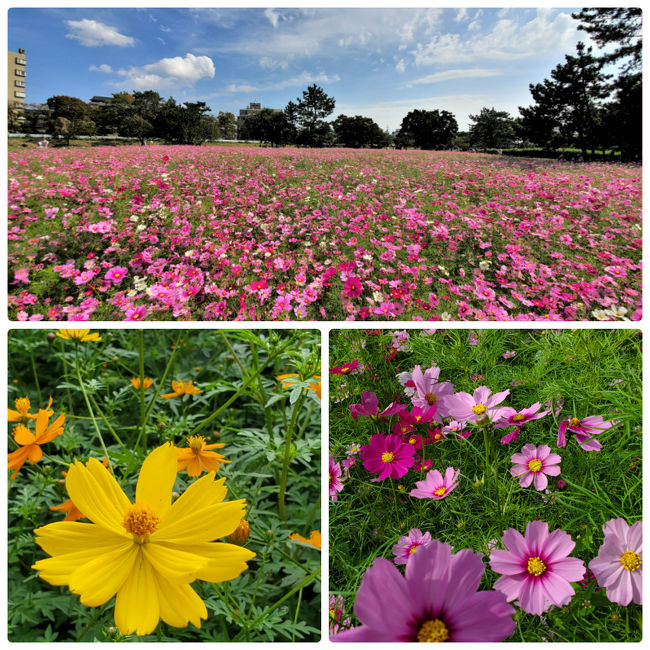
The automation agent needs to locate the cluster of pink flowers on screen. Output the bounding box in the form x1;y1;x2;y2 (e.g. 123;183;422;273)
8;147;641;321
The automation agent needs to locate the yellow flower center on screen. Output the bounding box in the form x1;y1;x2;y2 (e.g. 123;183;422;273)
620;551;641;572
187;435;205;454
425;392;437;405
472;403;487;415
527;458;543;472
417;619;449;642
409;437;417;445
434;487;447;497
527;556;547;577
123;501;160;540
15;397;31;416
513;414;525;422
381;452;395;463
569;416;581;427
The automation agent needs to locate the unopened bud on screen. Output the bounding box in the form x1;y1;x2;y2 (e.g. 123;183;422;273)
105;626;117;635
474;412;489;426
556;479;568;490
228;519;250;545
112;356;119;363
46;332;56;343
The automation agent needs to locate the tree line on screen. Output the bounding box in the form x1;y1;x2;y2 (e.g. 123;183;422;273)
9;9;640;159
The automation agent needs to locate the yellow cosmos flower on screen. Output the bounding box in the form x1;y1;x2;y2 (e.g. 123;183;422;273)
288;530;321;550
56;329;102;342
277;373;322;400
32;443;255;636
161;380;203;400
177;435;231;477
8;408;65;480
8;396;53;423
130;377;153;390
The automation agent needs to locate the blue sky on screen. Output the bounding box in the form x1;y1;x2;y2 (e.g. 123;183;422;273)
8;4;591;131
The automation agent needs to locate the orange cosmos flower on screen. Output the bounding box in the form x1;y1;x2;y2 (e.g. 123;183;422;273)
130;377;153;390
176;435;231;477
161;379;203;399
8;396;53;423
7;409;65;480
277;373;322;400
289;530;322;550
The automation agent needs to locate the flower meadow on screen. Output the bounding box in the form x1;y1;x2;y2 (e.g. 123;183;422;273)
8;145;641;322
329;328;641;642
8;329;321;641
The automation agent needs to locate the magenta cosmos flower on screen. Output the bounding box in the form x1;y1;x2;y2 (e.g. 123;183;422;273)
330;360;359;375
490;521;585;615
443;386;510;424
392;528;432;565
359;434;414;481
329;455;345;500
589;518;642;606
410;467;459;500
350;392;378;419
557;415;618;451
510;444;561;491
332;539;516;642
494;402;549;428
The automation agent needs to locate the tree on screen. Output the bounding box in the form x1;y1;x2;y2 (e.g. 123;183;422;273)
286;84;336;147
217;112;237;140
332;114;390;148
572;8;642;72
157;99;214;145
468;107;516;149
239;108;295;146
398;109;458;150
518;43;610;158
46;95;95;144
96;92;134;135
599;72;642;161
119;114;153;145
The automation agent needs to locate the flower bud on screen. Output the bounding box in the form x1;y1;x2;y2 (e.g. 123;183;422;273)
228;519;250;545
46;332;56;343
556;479;568;490
474;412;489;426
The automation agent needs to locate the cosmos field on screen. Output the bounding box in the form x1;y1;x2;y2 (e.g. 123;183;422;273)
8;145;641;322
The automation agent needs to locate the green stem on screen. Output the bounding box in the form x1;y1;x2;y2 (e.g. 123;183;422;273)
74;343;110;463
187;354;276;438
220;331;250;379
29;349;42;404
138;330;146;449
292;586;304;642
77;602;108;641
278;392;305;521
233;567;320;642
88;393;125;449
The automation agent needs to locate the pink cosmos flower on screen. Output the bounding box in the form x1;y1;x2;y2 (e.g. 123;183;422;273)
344;276;363;298
124;305;147;321
409;365;454;418
410;467;459;500
490;521;585;615
350;392;379;420
329;595;351;636
105;265;128;285
399;405;438;427
557;415;619;451
329;455;345;500
494;402;549;428
392;528;432;565
443;386;510;425
500;428;520;445
332;539;516;642
510;444;562;491
589;518;642;606
359;433;415;481
330;360;359;375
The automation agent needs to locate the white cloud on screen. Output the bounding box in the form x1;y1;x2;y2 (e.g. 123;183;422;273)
395;58;406;74
160;25;172;33
65;19;134;47
413;9;579;65
114;53;215;91
90;63;113;73
264;8;280;28
226;71;340;94
455;8;469;23
406;68;501;86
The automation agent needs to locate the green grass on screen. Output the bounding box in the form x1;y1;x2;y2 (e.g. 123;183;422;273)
329;328;641;642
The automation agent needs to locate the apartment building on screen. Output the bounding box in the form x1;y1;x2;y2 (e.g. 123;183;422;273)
237;101;281;132
8;48;27;108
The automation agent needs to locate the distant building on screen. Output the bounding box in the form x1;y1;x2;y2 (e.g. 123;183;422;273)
89;95;112;106
8;48;27;109
237;101;281;132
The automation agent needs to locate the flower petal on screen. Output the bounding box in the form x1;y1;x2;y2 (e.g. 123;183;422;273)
136;443;177;521
154;574;207;630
